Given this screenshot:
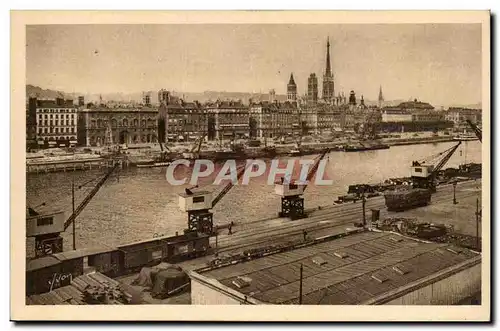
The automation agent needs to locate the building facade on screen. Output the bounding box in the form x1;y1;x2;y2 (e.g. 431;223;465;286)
158;93;206;142
249;101;300;139
381;109;413;123
31;98;78;148
77;106;158;147
444;108;482;128
205;100;250;141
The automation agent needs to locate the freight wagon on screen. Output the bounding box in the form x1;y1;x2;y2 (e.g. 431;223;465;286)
26;231;210;296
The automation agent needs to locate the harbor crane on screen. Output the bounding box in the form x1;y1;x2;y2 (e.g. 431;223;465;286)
26;163;120;258
466;120;482;142
178;161;253;235
274;148;330;220
384;141;462;211
410;141;462;193
182;134;206;160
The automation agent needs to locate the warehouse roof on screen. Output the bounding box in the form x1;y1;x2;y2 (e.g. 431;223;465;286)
195;231;480;305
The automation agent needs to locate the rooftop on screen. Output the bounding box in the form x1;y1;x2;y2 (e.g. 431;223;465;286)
195;230;480;305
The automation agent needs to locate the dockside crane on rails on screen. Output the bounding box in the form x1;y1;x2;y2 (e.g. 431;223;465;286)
383;142;462;212
274;148;330;220
178;161;253;235
410;141;462;193
26;163;120;258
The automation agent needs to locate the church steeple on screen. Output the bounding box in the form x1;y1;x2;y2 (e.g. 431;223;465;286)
287;73;297;103
378;85;384;108
325;36;331;76
322;36;335;104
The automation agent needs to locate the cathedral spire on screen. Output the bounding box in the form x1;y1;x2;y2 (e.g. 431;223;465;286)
378;85;384;108
325;36;331;76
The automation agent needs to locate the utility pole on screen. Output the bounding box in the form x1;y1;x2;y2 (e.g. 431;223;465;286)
453;181;458;205
362;189;366;227
71;177;76;250
299;263;303;305
476;198;481;251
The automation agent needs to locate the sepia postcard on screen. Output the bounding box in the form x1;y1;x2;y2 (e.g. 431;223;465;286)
11;10;491;322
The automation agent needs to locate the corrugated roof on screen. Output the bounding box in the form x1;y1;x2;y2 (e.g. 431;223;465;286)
199;231;480;305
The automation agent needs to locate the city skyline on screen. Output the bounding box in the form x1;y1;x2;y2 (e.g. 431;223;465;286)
27;24;482;107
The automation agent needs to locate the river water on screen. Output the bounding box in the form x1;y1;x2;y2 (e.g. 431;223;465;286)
26;140;481;256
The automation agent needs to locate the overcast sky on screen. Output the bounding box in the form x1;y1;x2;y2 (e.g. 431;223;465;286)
26;24;482;106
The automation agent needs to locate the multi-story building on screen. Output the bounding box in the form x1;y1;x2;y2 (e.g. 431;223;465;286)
398;99;435;112
26;99;37;149
249;100;300;139
381;109;413;123
411;111;444;122
31;97;78;148
205;100;250;141
445;108;482;128
77;105;158;147
307;73;318;105
158;96;206;142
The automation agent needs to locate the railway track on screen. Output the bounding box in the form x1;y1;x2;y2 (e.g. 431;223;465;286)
213;186;480;254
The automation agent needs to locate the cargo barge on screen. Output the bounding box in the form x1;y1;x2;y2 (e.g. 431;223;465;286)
383;188;432;212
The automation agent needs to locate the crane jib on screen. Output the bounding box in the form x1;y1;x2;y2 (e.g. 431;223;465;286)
302;149;330;192
211;163;249;208
63;163;119;231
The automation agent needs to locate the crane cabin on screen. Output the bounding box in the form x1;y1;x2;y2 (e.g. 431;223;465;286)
178;189;214;235
178;190;213;212
274;179;306;197
26;209;66;258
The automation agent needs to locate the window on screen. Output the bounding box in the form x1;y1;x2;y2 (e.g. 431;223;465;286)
414;168;422;173
38;128;42;134
193;196;205;203
36;216;53;226
55;128;58;133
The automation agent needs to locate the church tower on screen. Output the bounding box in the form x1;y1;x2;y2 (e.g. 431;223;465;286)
287;73;297;103
322;37;335;104
378;85;384;108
